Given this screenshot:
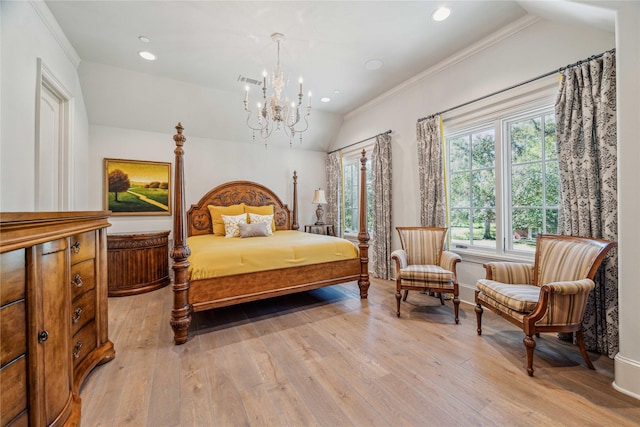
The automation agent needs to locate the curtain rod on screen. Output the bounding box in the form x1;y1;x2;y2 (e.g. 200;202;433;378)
418;48;615;123
327;129;392;154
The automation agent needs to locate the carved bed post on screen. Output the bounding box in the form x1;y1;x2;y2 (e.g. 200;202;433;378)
358;149;370;298
170;122;192;344
292;171;299;230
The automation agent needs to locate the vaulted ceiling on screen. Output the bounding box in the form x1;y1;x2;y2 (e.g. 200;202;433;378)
44;1;614;149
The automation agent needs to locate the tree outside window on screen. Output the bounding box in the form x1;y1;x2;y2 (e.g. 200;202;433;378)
343;157;373;235
446;107;558;253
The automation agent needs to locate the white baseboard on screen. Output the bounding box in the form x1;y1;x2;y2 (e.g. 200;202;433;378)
614;353;640;400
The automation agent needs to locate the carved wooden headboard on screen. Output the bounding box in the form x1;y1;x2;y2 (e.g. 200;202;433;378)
186;180;295;237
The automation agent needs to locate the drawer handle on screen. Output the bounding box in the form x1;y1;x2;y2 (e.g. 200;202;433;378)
73;341;83;359
71;273;83;288
71;241;81;254
38;330;49;343
72;307;83;323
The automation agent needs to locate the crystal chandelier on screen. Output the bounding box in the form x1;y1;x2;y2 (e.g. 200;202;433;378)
243;33;311;147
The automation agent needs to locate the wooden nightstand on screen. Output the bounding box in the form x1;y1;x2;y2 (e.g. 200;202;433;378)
107;230;170;296
304;224;335;236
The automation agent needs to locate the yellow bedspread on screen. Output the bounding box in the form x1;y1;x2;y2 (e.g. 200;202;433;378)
187;230;359;280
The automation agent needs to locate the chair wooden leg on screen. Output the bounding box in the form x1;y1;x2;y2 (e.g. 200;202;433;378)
395;291;402;317
438;293;444;305
453;295;460;324
402;290;409;301
524;335;536;376
475;304;483;335
576;329;595;370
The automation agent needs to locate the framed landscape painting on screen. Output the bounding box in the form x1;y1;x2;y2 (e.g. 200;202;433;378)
104;158;171;216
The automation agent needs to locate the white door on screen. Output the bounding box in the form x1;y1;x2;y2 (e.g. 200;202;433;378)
36;84;62;211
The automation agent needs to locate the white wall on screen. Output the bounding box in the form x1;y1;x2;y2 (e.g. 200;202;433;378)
604;0;640;401
0;1;90;211
89;125;326;234
332;17;615;301
78;61;344;153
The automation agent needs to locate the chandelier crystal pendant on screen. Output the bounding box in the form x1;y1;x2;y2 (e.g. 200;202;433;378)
243;33;311;148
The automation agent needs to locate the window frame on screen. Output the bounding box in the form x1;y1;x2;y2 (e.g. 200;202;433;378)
341;144;373;239
442;76;558;262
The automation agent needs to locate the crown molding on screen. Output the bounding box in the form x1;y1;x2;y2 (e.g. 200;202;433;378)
30;0;81;69
344;14;542;121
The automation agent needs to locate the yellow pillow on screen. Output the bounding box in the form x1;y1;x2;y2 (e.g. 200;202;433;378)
245;205;276;232
207;203;245;236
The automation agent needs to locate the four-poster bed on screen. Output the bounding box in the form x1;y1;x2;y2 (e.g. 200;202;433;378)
169;123;370;344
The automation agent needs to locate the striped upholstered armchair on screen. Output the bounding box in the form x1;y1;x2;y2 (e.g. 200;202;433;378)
391;227;461;323
475;234;616;376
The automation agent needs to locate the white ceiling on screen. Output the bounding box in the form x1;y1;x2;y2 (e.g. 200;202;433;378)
43;1;614;149
46;1;532;116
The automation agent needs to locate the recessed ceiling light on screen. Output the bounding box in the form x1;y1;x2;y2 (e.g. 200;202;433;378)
432;6;451;21
320;97;331;103
138;51;156;61
333;89;341;94
138;35;150;43
364;59;383;71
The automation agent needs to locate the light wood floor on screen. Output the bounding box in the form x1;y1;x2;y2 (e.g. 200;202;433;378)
80;278;640;426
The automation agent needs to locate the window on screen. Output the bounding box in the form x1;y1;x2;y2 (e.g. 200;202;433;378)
342;153;373;236
445;83;558;256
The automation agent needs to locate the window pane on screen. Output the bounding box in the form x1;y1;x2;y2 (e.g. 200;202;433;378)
343;162;358;232
450;209;470;244
472;208;496;247
471;169;495;208
544;114;557;160
471;130;495;169
512;163;543;206
511;117;542;164
545;161;560;206
546;208;559;234
449;136;470;172
450;173;470;207
512;207;542;249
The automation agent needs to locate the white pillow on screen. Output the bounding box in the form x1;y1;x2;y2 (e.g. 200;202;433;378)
248;213;274;236
221;213;247;238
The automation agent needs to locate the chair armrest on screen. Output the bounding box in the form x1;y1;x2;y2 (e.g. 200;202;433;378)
541;278;595;295
483;262;534;284
440;251;461;273
391;249;408;271
528;279;596;326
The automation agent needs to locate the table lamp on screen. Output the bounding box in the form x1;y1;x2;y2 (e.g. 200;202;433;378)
312;189;327;225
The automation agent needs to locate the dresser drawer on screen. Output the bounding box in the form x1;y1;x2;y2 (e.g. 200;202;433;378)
1;249;25;306
0;355;27;426
72;321;97;368
0;300;26;367
70;258;96;300
71;288;96;336
70;232;96;264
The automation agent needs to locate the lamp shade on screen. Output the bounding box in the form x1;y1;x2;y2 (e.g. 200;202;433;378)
312;189;327;204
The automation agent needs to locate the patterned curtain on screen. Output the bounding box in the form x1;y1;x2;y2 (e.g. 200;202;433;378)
417;116;445;227
325;152;342;236
555;51;618;357
371;134;393;279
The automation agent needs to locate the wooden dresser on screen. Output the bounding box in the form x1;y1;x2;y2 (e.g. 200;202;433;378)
0;211;115;427
107;231;170;296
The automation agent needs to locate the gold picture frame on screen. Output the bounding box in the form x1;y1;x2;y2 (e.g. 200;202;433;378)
104;158;171;216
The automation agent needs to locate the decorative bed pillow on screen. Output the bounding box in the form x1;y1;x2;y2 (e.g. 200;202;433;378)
208;203;245;236
239;222;270;238
248;213;274;236
245;205;276;232
221;213;247;238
